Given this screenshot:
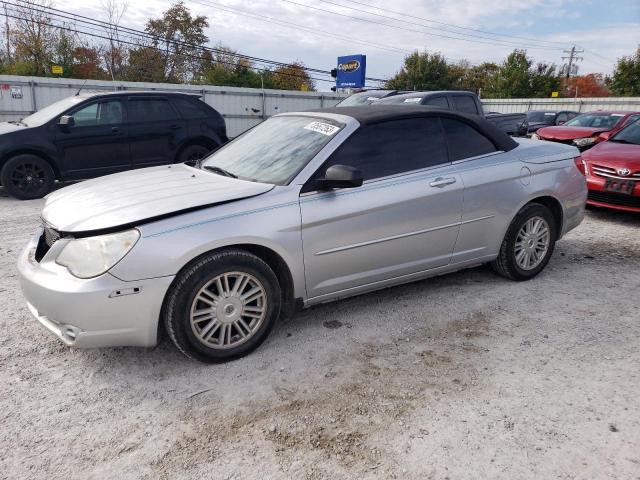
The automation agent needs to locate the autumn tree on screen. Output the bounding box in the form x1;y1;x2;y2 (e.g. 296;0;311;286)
144;1;208;83
101;0;128;81
269;61;315;91
9;0;58;75
609;48;640;96
564;73;611;97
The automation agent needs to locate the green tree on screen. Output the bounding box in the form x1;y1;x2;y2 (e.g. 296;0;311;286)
125;46;165;82
484;50;560;98
385;51;454;90
144;1;209;83
609;48;640;96
269;61;315;91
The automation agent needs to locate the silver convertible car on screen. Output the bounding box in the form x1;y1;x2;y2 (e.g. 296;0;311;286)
18;106;587;362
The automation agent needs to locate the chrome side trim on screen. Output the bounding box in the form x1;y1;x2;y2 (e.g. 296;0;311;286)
315;215;494;256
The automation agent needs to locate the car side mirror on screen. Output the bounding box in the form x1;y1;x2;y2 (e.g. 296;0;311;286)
317;165;363;190
597;131;612;142
58;115;75;131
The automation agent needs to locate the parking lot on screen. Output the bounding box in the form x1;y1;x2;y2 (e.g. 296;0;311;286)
1;188;638;480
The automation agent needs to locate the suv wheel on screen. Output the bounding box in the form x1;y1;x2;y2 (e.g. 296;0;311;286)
491;203;557;281
1;154;55;200
164;249;281;362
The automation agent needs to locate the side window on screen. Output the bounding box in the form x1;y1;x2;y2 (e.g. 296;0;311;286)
624;114;640;126
441;118;496;161
451;95;479;115
320;118;449;182
171;97;209;119
71;100;123;126
556;113;568;124
128;98;177;122
424;96;449;109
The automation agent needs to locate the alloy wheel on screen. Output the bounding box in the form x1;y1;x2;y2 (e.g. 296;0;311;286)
514;216;550;270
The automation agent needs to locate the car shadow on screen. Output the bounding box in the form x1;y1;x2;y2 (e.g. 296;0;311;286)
586;206;640;226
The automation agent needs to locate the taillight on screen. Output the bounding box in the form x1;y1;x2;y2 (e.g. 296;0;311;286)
574;156;587;176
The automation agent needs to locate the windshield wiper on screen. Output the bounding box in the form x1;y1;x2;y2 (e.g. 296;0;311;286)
201;165;238;178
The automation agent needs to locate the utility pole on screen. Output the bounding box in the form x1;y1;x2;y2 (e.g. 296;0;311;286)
561;45;584;79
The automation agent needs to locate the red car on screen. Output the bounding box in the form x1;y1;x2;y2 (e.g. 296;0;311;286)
534;111;640;151
580;118;640;212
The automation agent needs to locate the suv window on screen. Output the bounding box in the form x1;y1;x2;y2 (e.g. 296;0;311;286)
71;100;123;126
128;98;177;122
171;97;209;119
556;112;568;124
319;117;449;182
451;95;479;114
424;96;449;109
441;118;496;161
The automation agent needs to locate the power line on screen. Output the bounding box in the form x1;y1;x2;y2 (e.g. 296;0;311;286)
561;45;584;78
278;0;565;51
0;4;355;86
332;0;573;48
315;0;570;50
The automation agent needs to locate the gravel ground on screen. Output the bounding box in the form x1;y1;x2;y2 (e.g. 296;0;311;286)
1;188;639;480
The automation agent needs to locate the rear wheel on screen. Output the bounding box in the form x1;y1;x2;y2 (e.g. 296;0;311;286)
164;249;281;362
177;143;212;166
491;203;557;281
1;154;54;199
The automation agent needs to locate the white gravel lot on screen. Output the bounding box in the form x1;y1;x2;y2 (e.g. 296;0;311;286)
1;187;639;480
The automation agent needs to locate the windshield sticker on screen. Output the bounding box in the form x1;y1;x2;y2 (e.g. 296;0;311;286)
611;113;624;116
403;98;422;103
367;97;380;101
304;121;340;136
544;112;555;116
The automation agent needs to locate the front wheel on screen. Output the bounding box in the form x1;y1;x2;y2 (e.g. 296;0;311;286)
163;249;281;362
1;154;55;199
491;203;557;281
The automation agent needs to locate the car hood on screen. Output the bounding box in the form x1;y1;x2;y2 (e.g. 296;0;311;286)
42;164;274;233
582;141;640;170
537;125;607;140
0;121;27;134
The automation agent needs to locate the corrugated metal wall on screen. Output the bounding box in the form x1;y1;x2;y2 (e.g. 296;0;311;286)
0;75;346;137
482;97;640;114
1;75;639;137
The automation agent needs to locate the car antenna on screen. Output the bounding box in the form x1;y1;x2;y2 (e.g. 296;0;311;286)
75;79;88;96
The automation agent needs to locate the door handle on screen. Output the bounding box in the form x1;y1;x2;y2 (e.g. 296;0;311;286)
111;126;120;133
429;177;456;188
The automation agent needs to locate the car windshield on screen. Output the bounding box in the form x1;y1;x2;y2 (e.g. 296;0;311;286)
527;111;556;124
200;115;343;185
336;91;387;106
20;96;87;127
611;119;640;145
564;113;624;129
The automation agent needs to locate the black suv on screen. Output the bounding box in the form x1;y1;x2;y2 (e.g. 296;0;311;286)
0;91;227;199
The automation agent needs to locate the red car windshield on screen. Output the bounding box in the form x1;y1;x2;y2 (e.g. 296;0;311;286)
564;113;624;129
611;119;640;145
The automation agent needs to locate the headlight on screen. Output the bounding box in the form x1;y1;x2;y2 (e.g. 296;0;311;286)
573;136;597;147
56;229;140;279
531;133;540;140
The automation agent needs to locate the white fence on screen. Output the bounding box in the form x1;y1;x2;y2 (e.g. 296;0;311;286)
0;75;639;137
0;75;345;137
482;97;640;114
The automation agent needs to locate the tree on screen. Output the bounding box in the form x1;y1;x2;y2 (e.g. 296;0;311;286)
450;61;500;95
386;51;453;90
269;61;315;91
483;50;560;98
609;48;640;96
73;46;105;79
144;1;208;83
125;46;165;82
101;0;128;81
9;0;58;75
565;73;611;97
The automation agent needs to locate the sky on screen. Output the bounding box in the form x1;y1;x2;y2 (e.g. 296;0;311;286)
63;0;640;90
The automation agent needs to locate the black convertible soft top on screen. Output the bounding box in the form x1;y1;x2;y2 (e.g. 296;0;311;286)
311;105;519;152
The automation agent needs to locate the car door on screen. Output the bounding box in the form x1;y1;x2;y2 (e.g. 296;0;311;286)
126;96;187;168
54;98;129;179
441;117;521;263
299;117;464;300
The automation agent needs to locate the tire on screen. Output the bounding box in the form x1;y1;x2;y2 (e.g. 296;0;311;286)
1;154;55;200
163;249;281;363
177;143;212;166
491;203;557;281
